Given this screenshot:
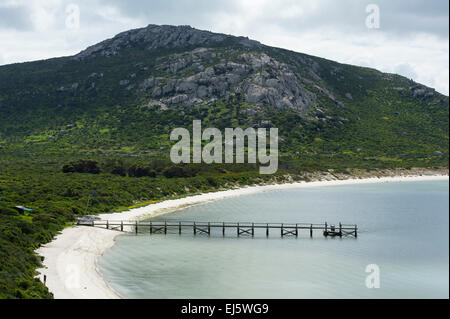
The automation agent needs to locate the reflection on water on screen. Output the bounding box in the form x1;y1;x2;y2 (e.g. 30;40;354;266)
98;181;449;298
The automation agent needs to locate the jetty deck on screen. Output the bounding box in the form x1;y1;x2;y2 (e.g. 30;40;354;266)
77;220;358;238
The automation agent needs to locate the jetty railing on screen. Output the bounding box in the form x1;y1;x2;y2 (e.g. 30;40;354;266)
77;220;358;238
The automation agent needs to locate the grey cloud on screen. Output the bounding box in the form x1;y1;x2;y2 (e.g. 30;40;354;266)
96;0;449;39
1;0;447;39
95;0;230;27
380;0;449;37
0;6;33;31
249;0;449;39
394;63;418;80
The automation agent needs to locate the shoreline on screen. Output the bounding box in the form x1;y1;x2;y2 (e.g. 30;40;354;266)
36;174;449;299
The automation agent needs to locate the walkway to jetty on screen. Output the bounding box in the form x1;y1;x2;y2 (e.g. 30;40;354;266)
77;220;358;238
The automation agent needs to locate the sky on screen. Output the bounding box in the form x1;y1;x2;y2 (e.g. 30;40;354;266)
0;0;448;95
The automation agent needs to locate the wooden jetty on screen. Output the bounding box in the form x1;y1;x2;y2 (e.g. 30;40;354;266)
77;219;358;238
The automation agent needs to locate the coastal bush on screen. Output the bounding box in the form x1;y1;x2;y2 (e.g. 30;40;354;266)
0;214;53;299
163;166;196;178
62;160;100;174
128;165;156;178
0;207;18;216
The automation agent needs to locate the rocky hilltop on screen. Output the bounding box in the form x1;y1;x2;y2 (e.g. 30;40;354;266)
73;25;323;112
75;25;262;59
61;24;439;117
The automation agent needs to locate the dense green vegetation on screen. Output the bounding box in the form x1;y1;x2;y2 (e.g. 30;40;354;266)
0;29;448;298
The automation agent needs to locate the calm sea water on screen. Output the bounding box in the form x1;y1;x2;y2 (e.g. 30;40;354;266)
98;181;449;298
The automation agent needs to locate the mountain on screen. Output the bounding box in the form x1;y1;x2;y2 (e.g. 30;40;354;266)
0;24;448;299
0;24;448;164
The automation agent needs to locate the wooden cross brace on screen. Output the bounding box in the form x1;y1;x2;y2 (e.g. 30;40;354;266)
237;227;253;236
282;228;298;236
150;226;166;234
194;226;210;235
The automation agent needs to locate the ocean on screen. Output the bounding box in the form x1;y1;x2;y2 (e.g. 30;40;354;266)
98;181;449;298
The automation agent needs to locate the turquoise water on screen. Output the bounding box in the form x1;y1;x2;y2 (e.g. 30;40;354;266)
98;181;449;298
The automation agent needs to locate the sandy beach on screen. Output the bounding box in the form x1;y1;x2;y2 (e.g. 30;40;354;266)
35;174;449;299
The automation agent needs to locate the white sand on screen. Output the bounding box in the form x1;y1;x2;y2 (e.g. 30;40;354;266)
36;174;448;299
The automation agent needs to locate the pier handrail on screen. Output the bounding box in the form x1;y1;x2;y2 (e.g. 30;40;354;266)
86;221;357;230
87;220;357;226
77;219;358;238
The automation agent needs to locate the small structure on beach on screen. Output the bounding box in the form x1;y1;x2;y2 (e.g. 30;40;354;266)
13;206;33;214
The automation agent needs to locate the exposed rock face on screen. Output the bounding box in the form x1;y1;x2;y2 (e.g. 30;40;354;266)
74;25;261;60
394;84;436;99
410;86;435;99
139;48;317;112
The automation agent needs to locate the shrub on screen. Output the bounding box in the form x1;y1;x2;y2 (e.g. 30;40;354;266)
0;207;19;216
128;165;157;178
62;160;100;174
162;166;197;178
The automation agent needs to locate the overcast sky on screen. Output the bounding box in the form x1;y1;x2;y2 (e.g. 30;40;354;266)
0;0;448;94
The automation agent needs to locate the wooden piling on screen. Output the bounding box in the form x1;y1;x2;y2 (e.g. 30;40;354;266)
266;223;269;237
295;224;298;237
208;222;211;236
252;223;255;237
193;222;196;235
179;221;182;235
135;221;138;234
310;224;313;237
121;221;123;232
222;222;225;236
106;220;109;230
281;223;284;237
